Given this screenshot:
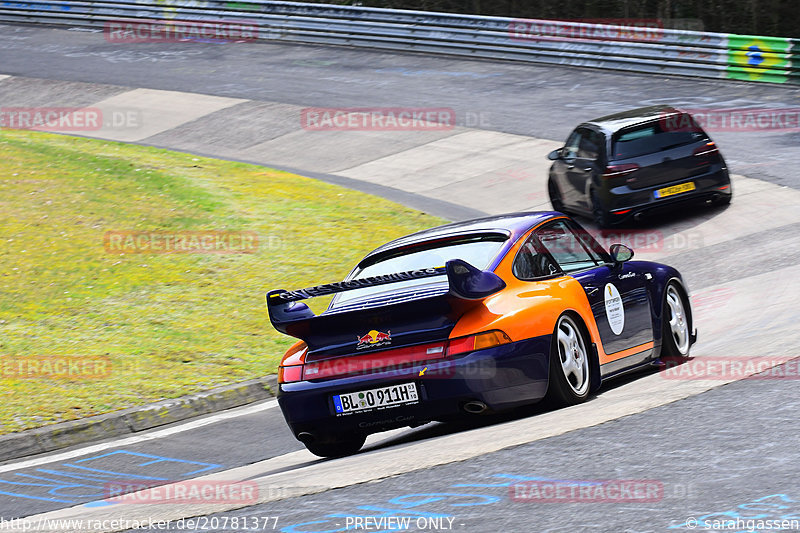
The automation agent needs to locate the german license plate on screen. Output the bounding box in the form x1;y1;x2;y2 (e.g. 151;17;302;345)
332;383;418;415
654;181;696;199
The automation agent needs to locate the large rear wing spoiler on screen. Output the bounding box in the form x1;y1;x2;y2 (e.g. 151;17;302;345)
266;259;505;335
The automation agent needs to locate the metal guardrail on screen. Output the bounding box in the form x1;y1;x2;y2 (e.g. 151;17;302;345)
0;0;797;84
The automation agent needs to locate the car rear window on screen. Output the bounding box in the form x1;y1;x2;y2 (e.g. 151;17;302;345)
612;119;706;159
330;235;508;307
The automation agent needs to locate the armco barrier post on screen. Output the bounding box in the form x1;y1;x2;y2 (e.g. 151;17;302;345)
790;39;800;85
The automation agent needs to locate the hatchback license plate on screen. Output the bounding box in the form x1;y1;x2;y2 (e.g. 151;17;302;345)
655;181;696;199
333;383;418;415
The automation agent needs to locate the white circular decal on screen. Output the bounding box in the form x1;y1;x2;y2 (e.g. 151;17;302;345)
604;283;625;335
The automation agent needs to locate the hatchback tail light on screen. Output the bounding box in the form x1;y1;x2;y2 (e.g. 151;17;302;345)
602;163;639;179
693;142;718;156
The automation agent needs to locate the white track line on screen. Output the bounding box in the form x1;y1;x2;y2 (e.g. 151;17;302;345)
0;400;278;474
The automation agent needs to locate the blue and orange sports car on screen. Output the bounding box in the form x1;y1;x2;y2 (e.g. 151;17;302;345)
267;212;696;457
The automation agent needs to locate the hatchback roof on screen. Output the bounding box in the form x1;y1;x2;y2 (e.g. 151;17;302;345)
586;105;682;133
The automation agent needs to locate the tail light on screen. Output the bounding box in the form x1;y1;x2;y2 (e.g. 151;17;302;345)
602;163;639;179
278;343;307;384
447;330;512;356
278;365;303;384
693;142;718;156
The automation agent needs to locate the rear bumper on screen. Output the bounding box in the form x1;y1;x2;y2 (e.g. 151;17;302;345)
277;335;551;440
605;167;731;222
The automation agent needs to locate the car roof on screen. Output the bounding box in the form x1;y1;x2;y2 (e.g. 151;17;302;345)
583;105;682;134
359;211;559;267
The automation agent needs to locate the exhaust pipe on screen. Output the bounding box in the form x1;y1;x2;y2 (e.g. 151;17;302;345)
297;432;315;444
633;212;645;222
463;401;488;414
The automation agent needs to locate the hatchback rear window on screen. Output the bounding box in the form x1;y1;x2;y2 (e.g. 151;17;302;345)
612;119;706;159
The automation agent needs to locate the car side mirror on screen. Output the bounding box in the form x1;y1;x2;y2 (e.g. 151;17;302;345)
547;149;562;161
609;243;634;264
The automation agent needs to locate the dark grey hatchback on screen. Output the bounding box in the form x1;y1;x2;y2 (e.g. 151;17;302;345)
547;105;732;227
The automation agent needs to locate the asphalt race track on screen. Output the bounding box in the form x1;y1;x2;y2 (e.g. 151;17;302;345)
1;23;799;533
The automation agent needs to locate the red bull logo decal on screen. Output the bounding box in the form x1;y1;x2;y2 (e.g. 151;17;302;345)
357;330;392;350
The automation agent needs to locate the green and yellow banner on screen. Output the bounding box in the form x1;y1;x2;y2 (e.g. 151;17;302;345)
727;34;792;83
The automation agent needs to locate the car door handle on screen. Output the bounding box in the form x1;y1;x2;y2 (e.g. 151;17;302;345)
566;164;575;169
583;286;599;296
583;167;592;172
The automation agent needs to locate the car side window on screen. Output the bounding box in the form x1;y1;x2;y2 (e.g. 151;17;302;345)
536;220;600;273
513;235;561;280
578;129;604;160
561;130;583;160
563;219;609;264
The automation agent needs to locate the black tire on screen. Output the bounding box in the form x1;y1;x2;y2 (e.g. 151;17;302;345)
303;434;366;458
590;190;611;228
545;314;593;407
548;178;566;213
660;282;692;360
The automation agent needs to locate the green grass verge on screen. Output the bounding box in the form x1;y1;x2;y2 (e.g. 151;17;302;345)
0;130;445;434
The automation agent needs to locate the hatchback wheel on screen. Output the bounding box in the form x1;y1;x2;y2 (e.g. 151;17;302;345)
590;190;610;228
548;178;566;213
